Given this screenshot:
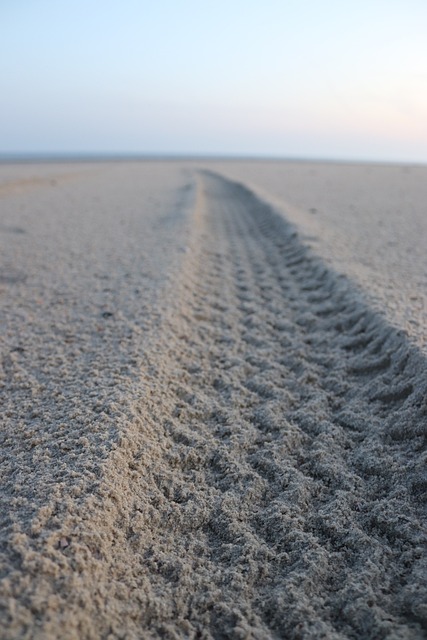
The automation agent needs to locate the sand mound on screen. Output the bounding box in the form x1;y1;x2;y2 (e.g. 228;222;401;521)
0;166;426;638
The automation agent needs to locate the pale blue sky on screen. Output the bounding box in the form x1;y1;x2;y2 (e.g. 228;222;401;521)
1;0;426;161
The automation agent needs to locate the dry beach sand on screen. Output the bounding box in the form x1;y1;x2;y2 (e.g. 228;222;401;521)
0;160;426;639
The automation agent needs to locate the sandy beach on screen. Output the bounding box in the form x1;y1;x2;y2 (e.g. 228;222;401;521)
0;160;426;639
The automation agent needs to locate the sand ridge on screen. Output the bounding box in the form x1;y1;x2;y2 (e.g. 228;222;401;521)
0;164;426;638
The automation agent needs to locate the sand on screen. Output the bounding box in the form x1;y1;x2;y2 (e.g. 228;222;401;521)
0;161;426;639
205;160;427;351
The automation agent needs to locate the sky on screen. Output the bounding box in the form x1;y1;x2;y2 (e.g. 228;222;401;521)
1;0;426;162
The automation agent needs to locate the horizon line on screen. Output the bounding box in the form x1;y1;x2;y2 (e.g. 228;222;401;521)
0;151;426;168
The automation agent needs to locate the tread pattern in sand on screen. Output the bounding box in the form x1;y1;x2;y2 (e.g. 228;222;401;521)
1;171;426;639
138;172;426;639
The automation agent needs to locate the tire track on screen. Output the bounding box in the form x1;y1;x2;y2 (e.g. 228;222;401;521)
123;171;426;638
4;171;424;639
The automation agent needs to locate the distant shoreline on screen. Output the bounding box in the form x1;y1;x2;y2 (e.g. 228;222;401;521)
0;152;425;167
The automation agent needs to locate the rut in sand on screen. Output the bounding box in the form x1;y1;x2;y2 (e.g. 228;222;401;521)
2;171;426;639
129;171;426;639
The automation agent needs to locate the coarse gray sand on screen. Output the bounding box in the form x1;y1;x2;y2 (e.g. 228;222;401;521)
0;161;426;639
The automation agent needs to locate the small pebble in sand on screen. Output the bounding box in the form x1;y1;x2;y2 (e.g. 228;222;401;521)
59;537;69;550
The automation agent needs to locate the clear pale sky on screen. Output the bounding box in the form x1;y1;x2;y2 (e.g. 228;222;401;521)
1;0;426;162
